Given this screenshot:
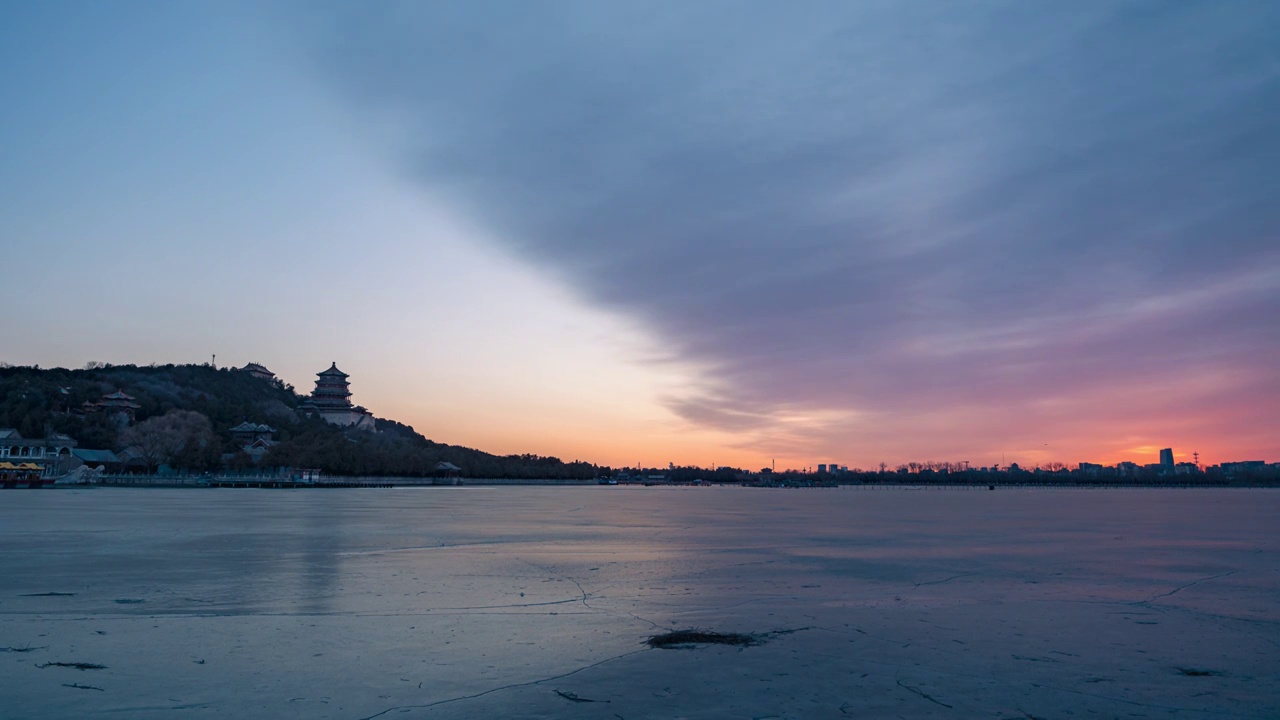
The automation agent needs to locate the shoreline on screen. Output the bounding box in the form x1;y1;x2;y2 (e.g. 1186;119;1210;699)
28;477;1280;490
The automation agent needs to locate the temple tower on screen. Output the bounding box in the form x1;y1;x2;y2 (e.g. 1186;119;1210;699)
305;362;375;431
312;363;354;410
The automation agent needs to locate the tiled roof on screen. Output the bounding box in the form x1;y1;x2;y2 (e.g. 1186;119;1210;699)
72;449;120;464
317;362;349;378
0;461;42;471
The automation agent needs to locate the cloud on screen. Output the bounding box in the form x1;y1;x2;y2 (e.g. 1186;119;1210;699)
309;0;1280;462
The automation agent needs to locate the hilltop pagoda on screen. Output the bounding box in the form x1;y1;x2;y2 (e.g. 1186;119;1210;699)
302;362;375;431
313;363;353;409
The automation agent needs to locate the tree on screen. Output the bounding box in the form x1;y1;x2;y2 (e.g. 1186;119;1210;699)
118;409;217;472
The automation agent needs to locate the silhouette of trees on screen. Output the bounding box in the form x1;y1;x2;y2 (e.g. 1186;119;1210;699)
118;409;219;472
2;363;1274;484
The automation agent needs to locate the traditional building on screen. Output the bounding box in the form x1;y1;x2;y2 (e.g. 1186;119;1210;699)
0;461;47;487
0;429;78;475
230;421;276;447
229;421;278;462
71;448;123;472
83;390;142;422
241;363;277;383
301;363;376;431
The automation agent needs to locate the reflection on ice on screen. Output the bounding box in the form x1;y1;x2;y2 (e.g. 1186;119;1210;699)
1;487;1277;718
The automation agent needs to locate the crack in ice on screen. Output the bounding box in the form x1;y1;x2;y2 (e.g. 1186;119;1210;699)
1146;571;1236;603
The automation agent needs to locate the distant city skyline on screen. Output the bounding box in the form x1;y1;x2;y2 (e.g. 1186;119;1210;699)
2;2;1277;470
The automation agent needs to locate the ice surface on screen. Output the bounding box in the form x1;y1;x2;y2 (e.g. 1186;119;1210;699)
1;486;1277;718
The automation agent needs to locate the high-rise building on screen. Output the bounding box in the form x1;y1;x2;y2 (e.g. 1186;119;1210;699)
1159;448;1174;467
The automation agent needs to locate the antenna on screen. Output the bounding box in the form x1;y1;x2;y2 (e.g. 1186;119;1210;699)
1193;451;1200;468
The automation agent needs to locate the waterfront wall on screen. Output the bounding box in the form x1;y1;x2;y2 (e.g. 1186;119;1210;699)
73;474;598;488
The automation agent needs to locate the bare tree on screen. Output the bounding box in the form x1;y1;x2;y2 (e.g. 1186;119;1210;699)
118;410;216;472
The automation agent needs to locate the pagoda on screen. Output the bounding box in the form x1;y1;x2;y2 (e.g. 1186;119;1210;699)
303;363;375;430
83;390;142;423
313;363;353;410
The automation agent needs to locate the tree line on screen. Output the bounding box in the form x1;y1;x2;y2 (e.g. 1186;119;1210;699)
0;363;600;479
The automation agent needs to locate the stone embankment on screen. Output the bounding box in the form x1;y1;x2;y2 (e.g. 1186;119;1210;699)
57;475;599;488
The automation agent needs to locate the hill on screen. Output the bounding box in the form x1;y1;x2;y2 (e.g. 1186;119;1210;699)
0;362;600;479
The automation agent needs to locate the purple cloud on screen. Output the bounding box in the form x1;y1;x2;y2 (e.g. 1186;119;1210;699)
310;0;1280;462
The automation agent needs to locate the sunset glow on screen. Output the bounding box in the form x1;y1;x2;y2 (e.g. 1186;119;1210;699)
2;1;1276;471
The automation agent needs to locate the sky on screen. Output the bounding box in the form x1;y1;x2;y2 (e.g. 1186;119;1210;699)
1;1;1277;470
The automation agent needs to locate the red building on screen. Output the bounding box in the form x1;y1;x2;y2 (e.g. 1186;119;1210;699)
82;390;142;422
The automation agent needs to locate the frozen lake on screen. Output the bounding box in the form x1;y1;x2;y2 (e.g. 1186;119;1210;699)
2;486;1277;719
